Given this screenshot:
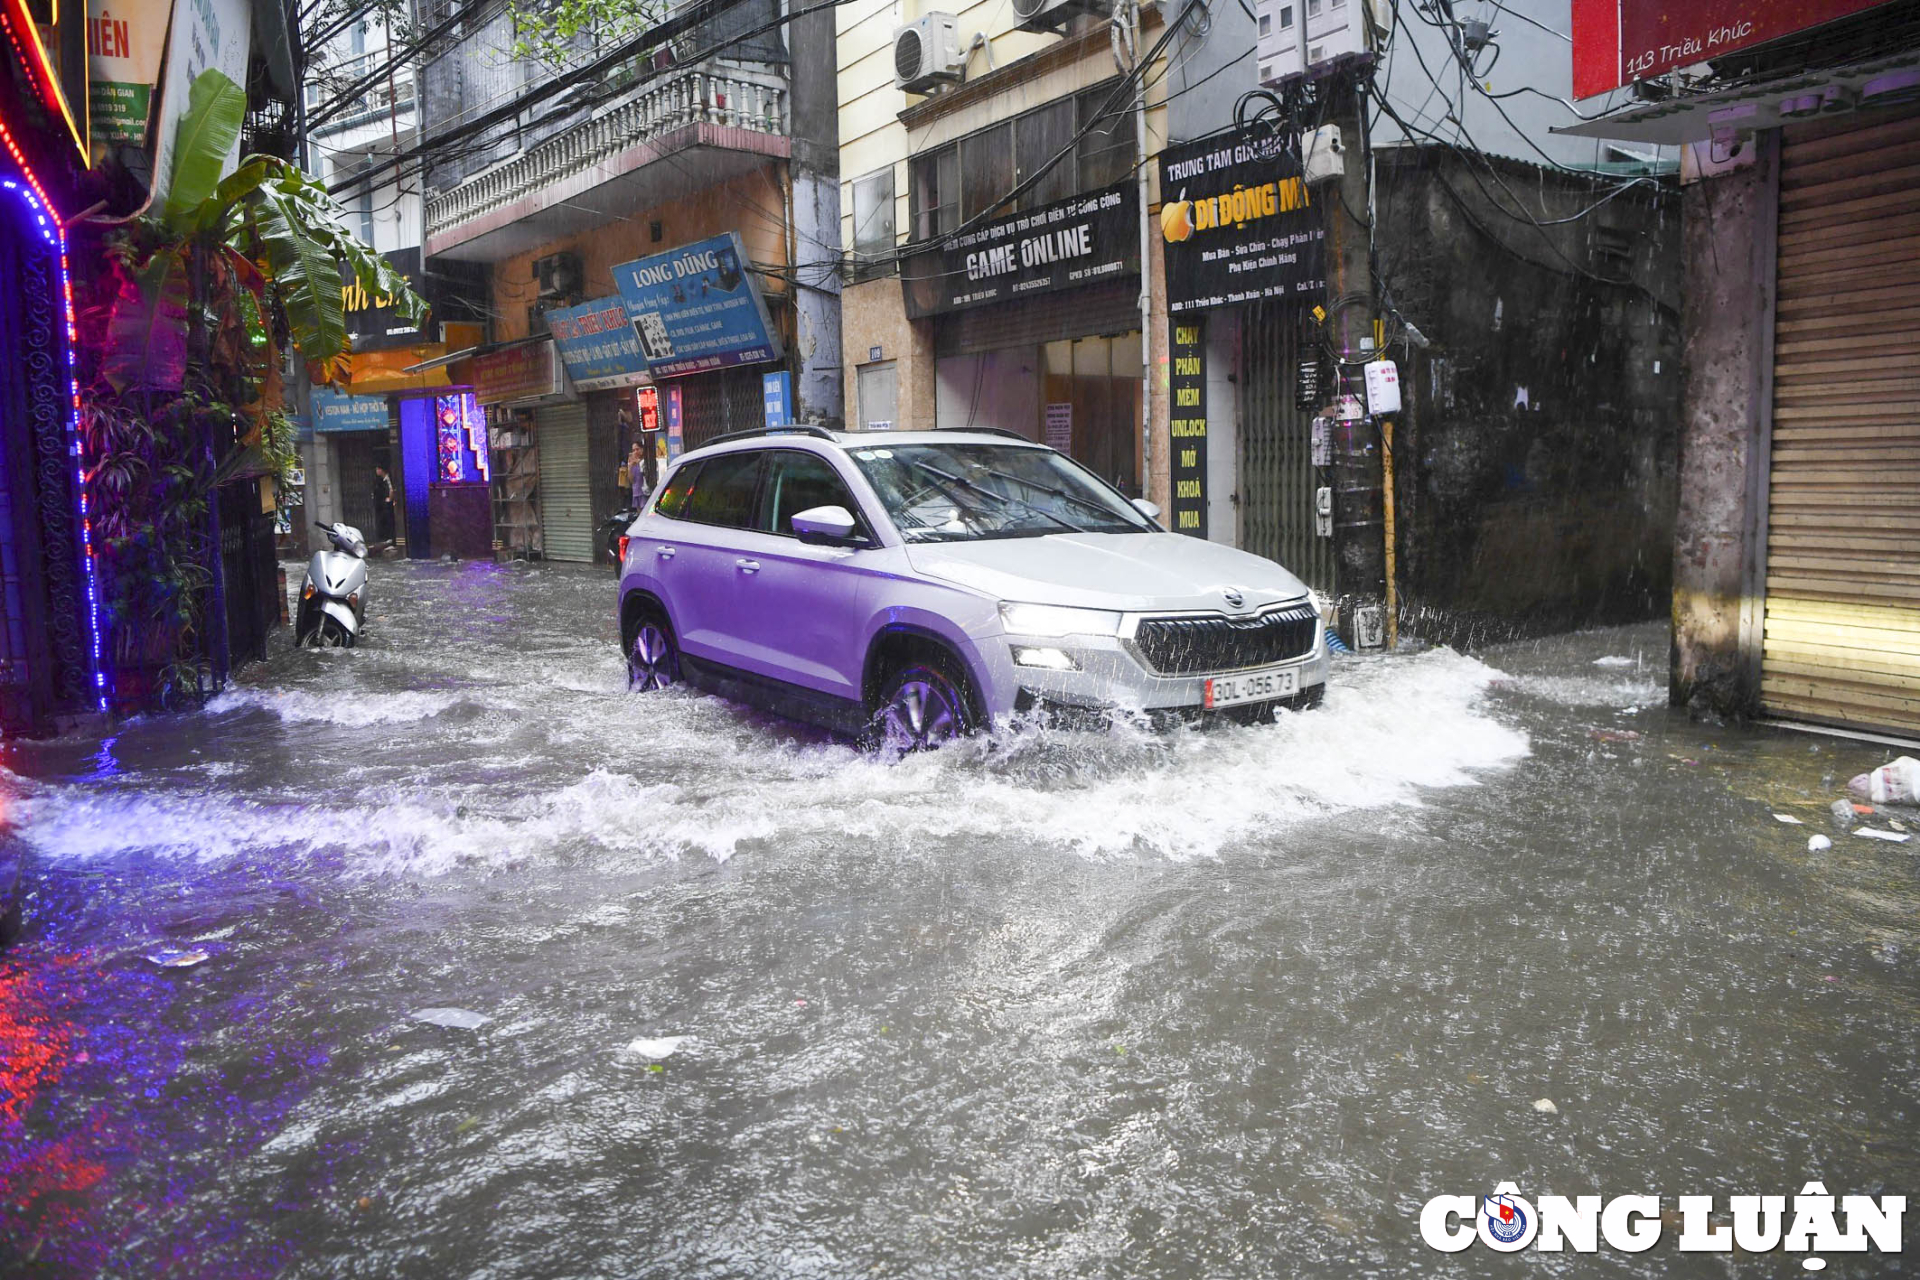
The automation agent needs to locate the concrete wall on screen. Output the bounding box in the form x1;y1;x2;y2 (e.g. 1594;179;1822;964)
1374;149;1684;645
1670;137;1776;716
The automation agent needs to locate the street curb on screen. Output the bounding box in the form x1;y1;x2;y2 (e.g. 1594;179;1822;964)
0;836;24;950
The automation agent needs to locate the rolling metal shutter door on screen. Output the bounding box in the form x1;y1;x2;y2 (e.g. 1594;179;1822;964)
538;404;594;562
1765;110;1920;735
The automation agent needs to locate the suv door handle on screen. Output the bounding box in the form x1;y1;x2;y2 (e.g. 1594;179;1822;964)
735;559;760;574
655;546;675;559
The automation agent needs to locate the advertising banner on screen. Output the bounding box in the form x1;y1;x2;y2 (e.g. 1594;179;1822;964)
87;0;174;154
902;182;1139;319
468;342;566;406
1168;319;1207;538
1159;133;1324;315
1570;0;1888;98
545;296;651;391
311;388;390;434
611;233;782;379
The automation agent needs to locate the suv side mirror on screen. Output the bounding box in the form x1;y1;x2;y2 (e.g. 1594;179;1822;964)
1132;498;1162;521
791;504;861;546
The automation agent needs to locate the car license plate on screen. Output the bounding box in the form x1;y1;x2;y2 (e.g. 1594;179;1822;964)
1203;666;1299;709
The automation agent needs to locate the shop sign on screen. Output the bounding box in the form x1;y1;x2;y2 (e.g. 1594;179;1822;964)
469;341;565;406
663;383;684;460
87;0;174;154
611;232;783;379
150;0;252;207
1570;0;1885;98
762;371;791;428
902;182;1139;320
1159;133;1324;315
344;248;427;352
1168;320;1208;538
311;388;389;434
545;295;651;391
1044;402;1072;452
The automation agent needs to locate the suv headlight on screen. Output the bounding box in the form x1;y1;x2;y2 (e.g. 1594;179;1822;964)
999;602;1123;638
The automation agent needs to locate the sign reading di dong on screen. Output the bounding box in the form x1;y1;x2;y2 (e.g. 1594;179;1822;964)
903;182;1139;320
1158;132;1325;315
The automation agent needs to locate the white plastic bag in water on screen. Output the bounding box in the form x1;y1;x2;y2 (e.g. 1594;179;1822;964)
1849;757;1920;805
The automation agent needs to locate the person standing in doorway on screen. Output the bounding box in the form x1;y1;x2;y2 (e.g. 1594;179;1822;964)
372;465;396;546
625;441;649;509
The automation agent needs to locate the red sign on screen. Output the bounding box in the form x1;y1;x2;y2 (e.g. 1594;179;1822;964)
467;342;558;405
1571;0;1891;98
636;385;660;434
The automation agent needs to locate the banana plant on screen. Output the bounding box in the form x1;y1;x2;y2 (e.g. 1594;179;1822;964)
103;67;426;394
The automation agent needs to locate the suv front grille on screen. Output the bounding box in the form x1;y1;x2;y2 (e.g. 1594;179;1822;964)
1132;605;1318;675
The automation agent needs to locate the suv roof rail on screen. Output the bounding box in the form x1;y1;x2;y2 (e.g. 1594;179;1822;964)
700;424;841;449
935;426;1033;441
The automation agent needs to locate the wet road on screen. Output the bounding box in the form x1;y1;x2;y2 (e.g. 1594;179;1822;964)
0;558;1915;1277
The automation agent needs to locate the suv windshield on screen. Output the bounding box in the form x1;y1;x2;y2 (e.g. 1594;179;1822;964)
848;442;1155;543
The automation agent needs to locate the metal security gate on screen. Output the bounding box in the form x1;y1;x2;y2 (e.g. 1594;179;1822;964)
1240;300;1333;592
1764;108;1920;736
538;403;595;562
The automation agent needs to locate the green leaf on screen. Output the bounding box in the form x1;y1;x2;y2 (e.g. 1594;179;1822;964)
103;248;189;392
164;70;247;232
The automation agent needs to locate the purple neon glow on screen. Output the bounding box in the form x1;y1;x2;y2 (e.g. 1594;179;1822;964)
0;171;107;709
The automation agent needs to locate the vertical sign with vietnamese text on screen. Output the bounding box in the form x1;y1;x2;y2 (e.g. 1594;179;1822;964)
1169;320;1207;539
663;383;684;461
1044;403;1072;453
763;371;792;428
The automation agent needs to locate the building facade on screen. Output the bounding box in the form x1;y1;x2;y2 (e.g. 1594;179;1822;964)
836;0;1170;506
1574;1;1920;740
417;0;842;562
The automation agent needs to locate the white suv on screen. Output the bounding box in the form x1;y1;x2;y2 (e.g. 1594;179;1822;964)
617;427;1327;748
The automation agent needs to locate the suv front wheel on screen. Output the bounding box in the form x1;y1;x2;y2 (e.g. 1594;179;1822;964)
627;607;680;692
870;660;976;753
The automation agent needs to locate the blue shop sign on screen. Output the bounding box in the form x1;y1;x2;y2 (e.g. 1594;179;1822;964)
762;371;791;428
545;296;651;391
311;389;390;433
611;232;783;379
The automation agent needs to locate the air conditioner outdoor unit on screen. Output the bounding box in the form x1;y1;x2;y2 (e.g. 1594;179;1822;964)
533;251;583;304
1012;0;1109;34
893;14;964;93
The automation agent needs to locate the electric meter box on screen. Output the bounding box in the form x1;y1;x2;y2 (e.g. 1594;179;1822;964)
1363;358;1401;415
1256;0;1387;88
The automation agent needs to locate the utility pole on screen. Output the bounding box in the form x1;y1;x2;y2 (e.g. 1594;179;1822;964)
1321;73;1387;652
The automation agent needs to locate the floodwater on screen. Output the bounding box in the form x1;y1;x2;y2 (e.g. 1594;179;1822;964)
0;558;1914;1277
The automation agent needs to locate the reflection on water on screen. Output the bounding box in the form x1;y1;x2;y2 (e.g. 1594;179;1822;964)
0;561;1914;1277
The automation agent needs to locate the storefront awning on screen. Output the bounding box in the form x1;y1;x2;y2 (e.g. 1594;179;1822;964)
1555;53;1920;145
349;345;452;394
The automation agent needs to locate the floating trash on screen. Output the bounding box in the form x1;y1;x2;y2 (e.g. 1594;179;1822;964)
411;1008;492;1030
145;947;210;969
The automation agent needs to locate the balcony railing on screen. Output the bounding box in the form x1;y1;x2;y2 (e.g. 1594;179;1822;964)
425;60;788;238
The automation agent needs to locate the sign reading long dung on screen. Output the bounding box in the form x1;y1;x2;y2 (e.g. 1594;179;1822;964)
611;233;782;379
1168;319;1207;539
903;182;1139;319
1158;132;1324;314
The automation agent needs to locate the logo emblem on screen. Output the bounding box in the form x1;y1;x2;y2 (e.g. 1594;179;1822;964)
1223;588;1245;609
1483;1192;1528;1246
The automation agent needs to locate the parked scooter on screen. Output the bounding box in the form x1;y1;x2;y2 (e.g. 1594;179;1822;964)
295;522;370;647
599;505;639;565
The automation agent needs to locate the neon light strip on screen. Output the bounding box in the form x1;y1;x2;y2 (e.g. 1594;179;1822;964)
0;0;86;164
0;113;108;710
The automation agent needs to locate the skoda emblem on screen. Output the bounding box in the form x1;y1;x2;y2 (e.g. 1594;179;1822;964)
1223;588;1246;610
